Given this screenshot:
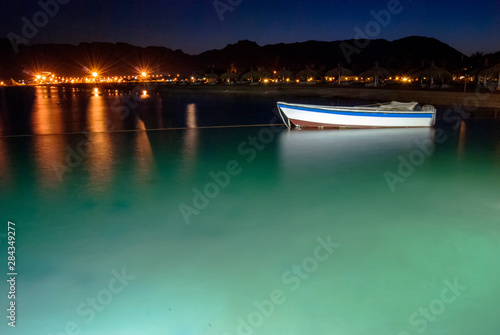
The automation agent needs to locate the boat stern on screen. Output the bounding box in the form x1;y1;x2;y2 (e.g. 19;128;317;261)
422;104;437;126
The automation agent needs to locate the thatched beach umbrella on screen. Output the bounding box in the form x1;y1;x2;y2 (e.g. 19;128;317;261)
325;65;353;84
359;62;392;87
408;61;427;77
479;62;500;89
412;62;451;85
273;69;294;82
205;72;219;79
220;71;239;83
296;68;320;81
205;72;219;83
257;68;272;81
466;67;487;85
241;70;260;83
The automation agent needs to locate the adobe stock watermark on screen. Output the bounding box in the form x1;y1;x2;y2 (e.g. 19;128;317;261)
340;0;406;63
384;86;495;192
7;0;71;53
178;115;283;224
213;0;243;22
397;277;466;335
52;83;158;182
223;236;340;335
47;268;135;335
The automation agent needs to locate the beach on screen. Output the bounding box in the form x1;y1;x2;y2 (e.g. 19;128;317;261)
155;84;500;115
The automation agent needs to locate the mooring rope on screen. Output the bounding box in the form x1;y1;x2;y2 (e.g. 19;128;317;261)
277;105;291;129
0;123;285;138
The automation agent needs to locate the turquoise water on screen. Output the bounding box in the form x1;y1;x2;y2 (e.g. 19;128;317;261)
0;86;500;335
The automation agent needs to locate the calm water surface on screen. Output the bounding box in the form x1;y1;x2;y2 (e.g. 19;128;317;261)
0;86;499;335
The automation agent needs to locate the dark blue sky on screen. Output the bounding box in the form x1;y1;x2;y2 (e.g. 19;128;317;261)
1;0;499;55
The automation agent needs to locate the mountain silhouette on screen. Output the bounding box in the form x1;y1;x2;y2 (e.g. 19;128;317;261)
0;36;483;80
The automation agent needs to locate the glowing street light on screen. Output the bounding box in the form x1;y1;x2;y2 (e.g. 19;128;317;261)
92;72;98;77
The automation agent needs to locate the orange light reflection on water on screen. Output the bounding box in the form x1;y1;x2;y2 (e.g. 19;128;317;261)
32;86;64;135
32;86;66;188
88;93;108;133
134;118;154;181
86;93;113;191
186;103;197;129
458;121;466;158
180;103;199;180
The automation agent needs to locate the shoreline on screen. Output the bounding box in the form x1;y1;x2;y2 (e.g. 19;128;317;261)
156;84;500;110
4;83;500;114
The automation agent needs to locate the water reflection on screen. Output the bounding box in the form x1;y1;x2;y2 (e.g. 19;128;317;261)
86;94;113;190
186;103;197;128
279;128;435;177
32;87;67;187
32;86;64;135
87;93;108;133
135;118;154;180
458;121;466;158
180;104;199;179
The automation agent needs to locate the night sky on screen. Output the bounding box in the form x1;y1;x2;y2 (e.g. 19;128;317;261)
1;0;499;56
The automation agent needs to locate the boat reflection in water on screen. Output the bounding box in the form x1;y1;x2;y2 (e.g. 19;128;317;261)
278;127;435;179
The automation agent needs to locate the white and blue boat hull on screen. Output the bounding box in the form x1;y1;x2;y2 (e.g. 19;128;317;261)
277;102;436;128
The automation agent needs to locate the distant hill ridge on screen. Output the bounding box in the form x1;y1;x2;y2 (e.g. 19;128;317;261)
0;36;494;79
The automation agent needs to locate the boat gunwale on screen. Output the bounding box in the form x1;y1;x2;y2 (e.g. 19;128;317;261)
277;101;435;115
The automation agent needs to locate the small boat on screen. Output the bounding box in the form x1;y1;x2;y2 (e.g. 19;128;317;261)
277;101;436;128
